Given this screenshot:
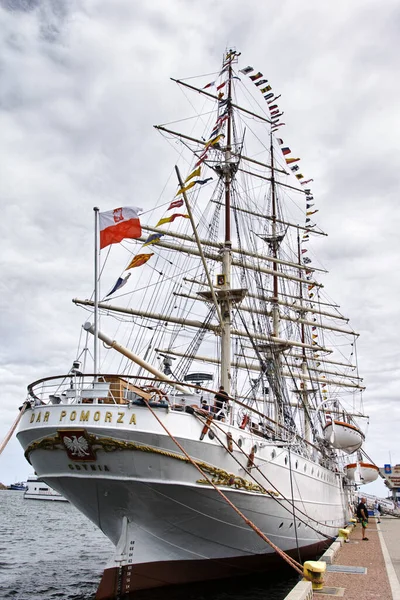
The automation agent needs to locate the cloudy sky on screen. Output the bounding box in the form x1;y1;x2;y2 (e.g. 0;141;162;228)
1;0;399;499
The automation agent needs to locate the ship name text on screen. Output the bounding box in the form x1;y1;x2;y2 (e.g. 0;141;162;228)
68;463;110;472
29;410;137;426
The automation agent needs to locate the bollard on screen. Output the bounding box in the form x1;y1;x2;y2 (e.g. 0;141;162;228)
303;560;327;590
338;527;350;541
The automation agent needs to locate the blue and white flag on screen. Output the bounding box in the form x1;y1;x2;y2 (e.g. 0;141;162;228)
106;273;131;297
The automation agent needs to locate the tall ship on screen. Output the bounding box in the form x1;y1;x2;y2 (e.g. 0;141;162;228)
16;50;370;599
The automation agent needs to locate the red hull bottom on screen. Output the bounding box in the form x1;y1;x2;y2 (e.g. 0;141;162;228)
95;540;329;599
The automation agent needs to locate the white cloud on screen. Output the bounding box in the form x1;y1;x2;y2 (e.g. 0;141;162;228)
0;0;399;506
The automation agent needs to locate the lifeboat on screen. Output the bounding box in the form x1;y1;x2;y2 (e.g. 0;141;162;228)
323;420;364;452
345;462;379;484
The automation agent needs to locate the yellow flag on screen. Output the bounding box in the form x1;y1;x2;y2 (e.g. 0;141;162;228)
185;166;201;183
156;213;189;227
205;134;224;149
175;181;196;196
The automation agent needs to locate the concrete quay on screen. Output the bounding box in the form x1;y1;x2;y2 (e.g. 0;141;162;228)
284;516;400;600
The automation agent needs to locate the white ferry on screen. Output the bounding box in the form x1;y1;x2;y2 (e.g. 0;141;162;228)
24;476;68;502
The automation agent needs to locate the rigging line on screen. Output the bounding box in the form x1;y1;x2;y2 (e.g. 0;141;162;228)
118;257;168;374
193;411;337;536
281;351;318;441
235;113;271;159
140;397;304;576
89;245;111;303
176;83;218;142
288;448;302;565
156;133;195;173
160;109;216;127
239;314;294;435
359;448;382;475
100;264;202;303
178;70;220;82
148;123;196;216
353;337;362;393
0;404;28;456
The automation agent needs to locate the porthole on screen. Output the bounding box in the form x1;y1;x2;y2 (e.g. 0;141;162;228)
295;461;298;469
289;523;293;528
238;437;243;448
271;450;276;459
284;456;288;465
304;465;307;472
311;468;314;475
253;445;258;454
298;523;301;527
279;522;284;528
208;430;215;440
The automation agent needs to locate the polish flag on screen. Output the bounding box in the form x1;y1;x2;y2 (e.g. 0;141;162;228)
99;206;142;249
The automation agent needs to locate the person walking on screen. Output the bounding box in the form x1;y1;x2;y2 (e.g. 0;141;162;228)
357;497;369;540
374;500;381;523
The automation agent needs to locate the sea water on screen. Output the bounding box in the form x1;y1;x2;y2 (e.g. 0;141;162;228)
0;491;297;599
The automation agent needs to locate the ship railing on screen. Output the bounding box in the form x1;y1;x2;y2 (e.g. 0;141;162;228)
26;374;215;410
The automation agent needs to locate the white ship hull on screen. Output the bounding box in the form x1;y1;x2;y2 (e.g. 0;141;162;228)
17;403;350;596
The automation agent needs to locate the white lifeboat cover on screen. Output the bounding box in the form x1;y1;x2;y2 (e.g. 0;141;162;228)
345;462;379;485
359;462;379;484
323;420;364;452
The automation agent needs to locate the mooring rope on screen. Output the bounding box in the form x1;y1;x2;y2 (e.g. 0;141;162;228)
142;397;305;576
0;404;27;456
193;410;336;536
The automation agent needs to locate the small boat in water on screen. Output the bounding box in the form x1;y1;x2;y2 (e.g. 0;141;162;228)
24;476;68;502
8;482;27;491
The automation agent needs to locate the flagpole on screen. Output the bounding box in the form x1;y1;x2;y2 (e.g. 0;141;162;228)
93;207;100;379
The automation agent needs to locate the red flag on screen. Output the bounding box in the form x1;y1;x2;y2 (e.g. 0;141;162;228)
99;207;142;250
168;199;184;210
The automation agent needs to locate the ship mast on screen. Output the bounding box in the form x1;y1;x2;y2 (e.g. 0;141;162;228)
219;52;235;395
270;135;279;337
268;134;284;428
297;231;312;443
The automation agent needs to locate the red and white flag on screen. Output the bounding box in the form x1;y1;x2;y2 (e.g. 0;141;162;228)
99;206;142;249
